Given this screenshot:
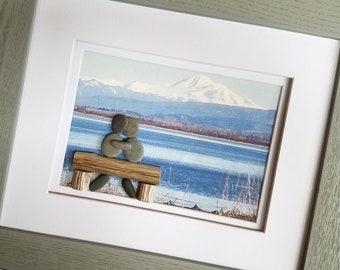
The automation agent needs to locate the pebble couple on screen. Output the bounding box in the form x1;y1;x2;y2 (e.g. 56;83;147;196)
89;114;143;198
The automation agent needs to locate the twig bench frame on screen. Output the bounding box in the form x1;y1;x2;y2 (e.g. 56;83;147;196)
71;151;161;202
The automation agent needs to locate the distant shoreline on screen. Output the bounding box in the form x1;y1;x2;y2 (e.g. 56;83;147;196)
73;106;270;148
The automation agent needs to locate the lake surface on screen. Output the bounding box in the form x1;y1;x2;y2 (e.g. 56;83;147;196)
61;115;269;214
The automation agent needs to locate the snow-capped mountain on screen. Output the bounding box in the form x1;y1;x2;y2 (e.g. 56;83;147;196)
77;78;116;96
81;75;263;110
76;77;275;139
166;76;263;109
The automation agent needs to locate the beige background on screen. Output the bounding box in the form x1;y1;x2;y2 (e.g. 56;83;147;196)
0;1;339;269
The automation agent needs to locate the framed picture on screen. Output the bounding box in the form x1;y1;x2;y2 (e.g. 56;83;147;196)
51;41;290;230
0;1;338;269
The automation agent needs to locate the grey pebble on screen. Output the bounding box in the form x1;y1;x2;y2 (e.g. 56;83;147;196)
111;114;128;133
122;178;136;198
123;117;139;137
101;133;122;157
90;174;110;191
123;137;144;162
111;140;132;151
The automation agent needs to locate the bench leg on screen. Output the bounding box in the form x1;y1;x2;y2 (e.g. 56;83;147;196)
136;182;155;202
71;169;93;191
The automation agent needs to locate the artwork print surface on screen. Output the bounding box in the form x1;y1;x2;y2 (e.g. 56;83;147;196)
60;48;282;223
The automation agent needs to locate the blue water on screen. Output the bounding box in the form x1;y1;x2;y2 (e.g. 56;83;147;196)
62;115;268;206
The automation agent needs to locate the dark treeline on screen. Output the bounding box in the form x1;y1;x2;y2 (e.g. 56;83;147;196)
74;106;270;147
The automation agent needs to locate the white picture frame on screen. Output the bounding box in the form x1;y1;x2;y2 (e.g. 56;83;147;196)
50;40;291;231
0;1;338;269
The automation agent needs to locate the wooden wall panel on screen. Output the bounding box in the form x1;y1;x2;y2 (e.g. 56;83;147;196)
0;0;35;212
117;0;340;38
0;1;339;269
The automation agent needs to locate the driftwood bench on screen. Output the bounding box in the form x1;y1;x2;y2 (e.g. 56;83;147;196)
71;151;161;202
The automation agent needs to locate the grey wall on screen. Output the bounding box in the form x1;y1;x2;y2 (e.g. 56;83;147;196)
0;1;339;269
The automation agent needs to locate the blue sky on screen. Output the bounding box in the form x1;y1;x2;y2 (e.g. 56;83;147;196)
79;50;282;110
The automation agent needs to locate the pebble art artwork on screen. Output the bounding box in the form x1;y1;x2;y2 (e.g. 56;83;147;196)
70;113;160;202
93;114;144;197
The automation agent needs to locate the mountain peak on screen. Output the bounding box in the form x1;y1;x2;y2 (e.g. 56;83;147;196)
79;77;104;87
78;76;264;110
78;78;116;97
170;75;215;89
166;75;263;109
